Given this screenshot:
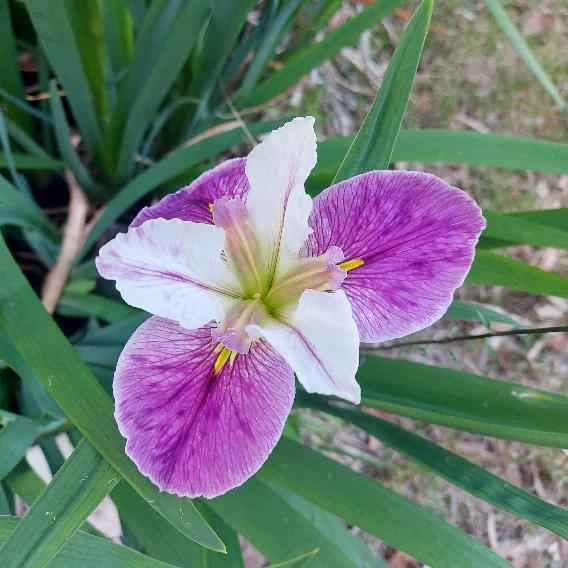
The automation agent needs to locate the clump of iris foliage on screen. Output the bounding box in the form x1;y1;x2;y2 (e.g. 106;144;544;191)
0;1;567;567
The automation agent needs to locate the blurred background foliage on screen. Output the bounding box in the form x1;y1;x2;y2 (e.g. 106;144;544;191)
0;0;567;566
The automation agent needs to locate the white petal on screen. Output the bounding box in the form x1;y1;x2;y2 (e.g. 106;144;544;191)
96;218;241;329
248;289;361;404
245;116;317;280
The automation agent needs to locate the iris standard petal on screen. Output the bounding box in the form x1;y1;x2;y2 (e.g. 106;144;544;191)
249;289;360;404
114;317;295;498
96;218;241;330
245;117;317;283
131;158;249;228
303;170;486;342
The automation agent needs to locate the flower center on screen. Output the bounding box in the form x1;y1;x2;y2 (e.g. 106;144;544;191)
212;197;351;361
213;196;267;297
263;246;346;312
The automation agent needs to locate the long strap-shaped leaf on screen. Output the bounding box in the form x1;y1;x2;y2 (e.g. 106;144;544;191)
48;81;100;200
442;300;518;325
313;130;568;188
0;439;117;568
0;412;36;481
110;0;209;181
480;209;568;249
0;517;178;568
188;0;258;121
0;175;60;242
0;153;62;171
0;0;33;133
114;480;245;567
210;477;380;568
237;0;406;109
357;355;568;446
26;0;106;173
468;251;568;299
327;406;568;541
259;439;511;567
234;0;309;101
481;211;568;250
333;0;433;182
112;481;204;567
483;0;565;109
269;550;320;568
0;328;62;418
0;235;224;552
5;461;101;538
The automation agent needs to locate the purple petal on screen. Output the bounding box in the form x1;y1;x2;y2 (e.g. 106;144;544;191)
131;158;249;228
114;316;294;498
303;170;486;342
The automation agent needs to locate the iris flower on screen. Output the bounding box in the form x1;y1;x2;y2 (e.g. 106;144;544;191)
97;117;485;498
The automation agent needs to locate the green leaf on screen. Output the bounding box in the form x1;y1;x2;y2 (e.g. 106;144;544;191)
238;0;406;108
26;0;106;167
286;0;343;56
260;439;511;567
0;485;10;515
73;315;147;388
334;0;433;181
0;153;62;171
196;503;245;568
0;439;118;568
235;0;307;100
468;251;568;298
58;293;139;323
4;461;101;537
393;129;568;173
210;477;379;567
0;0;33;133
356;355;568;446
482;211;568;250
0;329;61;418
442;300;518;326
189;0;257;121
80;119;285;259
0;412;36;481
312;131;568;190
5;462;52;508
110;0;209;180
0;204;58;240
114;481;244;567
0;235;224;552
0;517;179;568
48;81;100;200
63;1;109;122
270;550;320;568
112;481;203;567
126;0;147;28
0;105;29;194
5;116;54;160
481;208;568;249
483;0;565;109
270;483;383;568
0;88;53;124
102;0;133;80
76;313;149;347
506;208;568;231
0;176;60;243
328;407;568;541
221;0;280;87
